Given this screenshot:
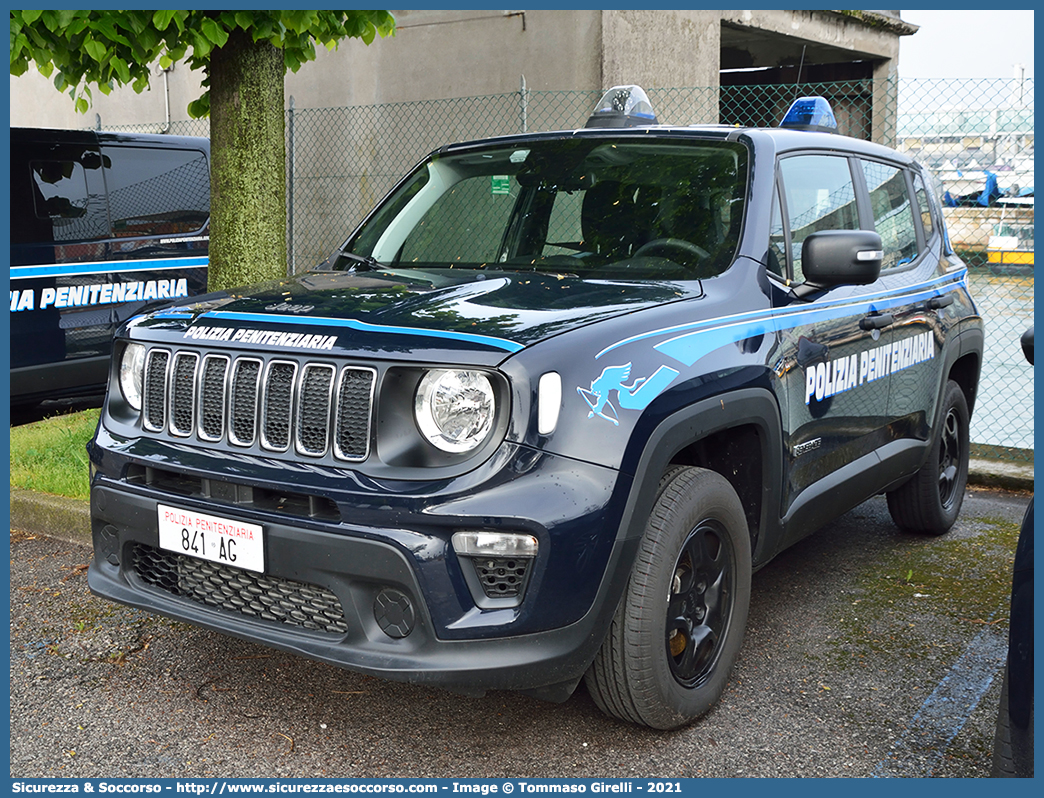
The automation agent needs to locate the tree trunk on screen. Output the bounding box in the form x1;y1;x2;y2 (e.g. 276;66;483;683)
207;28;286;291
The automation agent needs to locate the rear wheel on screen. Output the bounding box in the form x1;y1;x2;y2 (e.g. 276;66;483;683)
585;467;752;729
887;379;969;535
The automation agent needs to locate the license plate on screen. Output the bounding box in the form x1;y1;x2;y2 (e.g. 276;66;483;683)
157;504;264;573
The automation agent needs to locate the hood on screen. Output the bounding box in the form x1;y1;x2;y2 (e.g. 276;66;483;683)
134;268;701;362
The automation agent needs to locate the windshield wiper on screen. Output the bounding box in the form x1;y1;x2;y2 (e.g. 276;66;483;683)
336;251;386;271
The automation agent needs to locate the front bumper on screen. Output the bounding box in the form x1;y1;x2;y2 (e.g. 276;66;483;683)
87;445;638;696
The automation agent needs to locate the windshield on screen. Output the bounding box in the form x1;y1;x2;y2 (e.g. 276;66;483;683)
339;137;748;281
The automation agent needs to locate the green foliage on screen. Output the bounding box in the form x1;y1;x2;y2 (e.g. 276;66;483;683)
9;10;395;118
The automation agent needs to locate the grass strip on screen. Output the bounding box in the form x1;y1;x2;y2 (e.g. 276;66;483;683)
9;409;99;501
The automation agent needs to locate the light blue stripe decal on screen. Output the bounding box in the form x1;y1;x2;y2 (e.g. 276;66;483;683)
201;310;525;353
599;269;967;362
11;256;209;280
656;286;949;367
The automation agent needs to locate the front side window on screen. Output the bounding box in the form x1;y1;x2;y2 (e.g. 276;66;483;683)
343;138;749;281
777;155;859;283
862;160;919;270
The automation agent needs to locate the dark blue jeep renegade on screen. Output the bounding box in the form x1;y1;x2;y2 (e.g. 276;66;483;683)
87;88;983;728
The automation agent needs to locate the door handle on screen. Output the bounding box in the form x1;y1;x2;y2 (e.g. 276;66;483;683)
860;314;893;331
928;294;954;310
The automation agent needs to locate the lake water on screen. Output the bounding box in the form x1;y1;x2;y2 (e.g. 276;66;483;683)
967;269;1034;454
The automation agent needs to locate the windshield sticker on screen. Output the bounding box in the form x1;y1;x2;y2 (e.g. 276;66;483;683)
491;175;511;195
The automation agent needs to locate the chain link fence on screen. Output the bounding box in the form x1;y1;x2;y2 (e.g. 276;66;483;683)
103;77;1034;458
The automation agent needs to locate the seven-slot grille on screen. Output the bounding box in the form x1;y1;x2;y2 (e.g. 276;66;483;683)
141;347;375;461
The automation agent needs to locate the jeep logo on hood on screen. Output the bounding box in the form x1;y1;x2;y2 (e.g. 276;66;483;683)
265;301;315;314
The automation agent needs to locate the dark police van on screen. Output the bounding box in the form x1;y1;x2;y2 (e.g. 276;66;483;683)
10;127;209;407
87;89;983;728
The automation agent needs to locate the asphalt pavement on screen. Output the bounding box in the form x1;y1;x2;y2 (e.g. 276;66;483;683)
9;485;1031;779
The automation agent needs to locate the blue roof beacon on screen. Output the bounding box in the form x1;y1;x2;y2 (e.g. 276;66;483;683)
779;96;838;132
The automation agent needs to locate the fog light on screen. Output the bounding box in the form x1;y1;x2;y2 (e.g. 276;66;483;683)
452;531;538;558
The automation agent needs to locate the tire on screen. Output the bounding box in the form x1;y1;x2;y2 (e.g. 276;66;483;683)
585;467;752;729
887;379;969;535
991;664;1034;777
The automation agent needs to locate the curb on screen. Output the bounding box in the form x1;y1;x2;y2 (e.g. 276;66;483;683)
10;486;92;548
967;458;1035;494
9;462;1034;551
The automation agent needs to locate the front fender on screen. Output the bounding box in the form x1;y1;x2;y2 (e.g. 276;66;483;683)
613;387;785;565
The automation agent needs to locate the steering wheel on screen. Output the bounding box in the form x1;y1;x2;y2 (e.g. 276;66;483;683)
634;237;710;262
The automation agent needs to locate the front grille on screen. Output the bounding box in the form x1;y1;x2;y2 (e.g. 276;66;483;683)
298;365;335;455
170;352;198;436
230;358;261;446
261;361;297;451
143;349;170;432
131;543;348;635
199;355;229;441
139;346;375;462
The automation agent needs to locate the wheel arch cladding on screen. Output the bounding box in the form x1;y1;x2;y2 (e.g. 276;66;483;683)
616;387;784;564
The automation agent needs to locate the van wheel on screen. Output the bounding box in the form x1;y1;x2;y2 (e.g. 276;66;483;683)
585;467;751;729
887;380;969;535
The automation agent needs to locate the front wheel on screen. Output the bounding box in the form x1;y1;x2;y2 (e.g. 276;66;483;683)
887;379;970;535
585;467;752;729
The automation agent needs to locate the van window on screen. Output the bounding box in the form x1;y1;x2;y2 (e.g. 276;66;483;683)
100;145;210;238
30;158;109;242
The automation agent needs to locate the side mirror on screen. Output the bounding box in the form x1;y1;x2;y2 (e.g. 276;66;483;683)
1021;326;1033;365
795;230;883;297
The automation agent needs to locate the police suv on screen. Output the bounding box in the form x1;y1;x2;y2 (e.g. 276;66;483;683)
87;88;983;729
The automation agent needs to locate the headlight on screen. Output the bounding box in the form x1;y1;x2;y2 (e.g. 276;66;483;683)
119;342;146;410
414;369;495;453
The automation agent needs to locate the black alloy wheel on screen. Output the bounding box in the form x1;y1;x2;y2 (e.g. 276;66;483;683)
887;379;970;535
666;519;733;688
937;404;963;513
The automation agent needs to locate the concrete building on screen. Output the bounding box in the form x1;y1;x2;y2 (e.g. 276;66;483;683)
11;9;915;131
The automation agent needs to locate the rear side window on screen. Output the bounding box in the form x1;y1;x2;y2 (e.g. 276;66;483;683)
100;145;210;238
778;154;859;283
912;172;935;241
861;160;919;270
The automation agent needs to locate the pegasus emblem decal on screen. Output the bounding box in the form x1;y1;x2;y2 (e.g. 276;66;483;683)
577;362;680;425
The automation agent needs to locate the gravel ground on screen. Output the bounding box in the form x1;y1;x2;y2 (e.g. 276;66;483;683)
9;487;1029;779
